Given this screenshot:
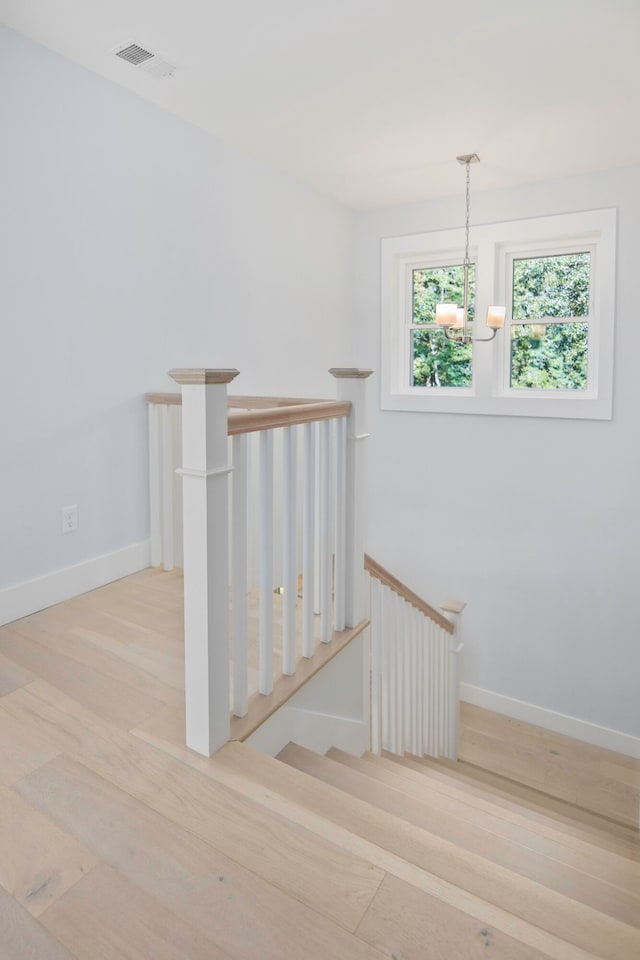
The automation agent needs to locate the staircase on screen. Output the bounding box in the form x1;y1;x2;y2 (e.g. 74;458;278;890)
1;580;638;958
204;737;639;960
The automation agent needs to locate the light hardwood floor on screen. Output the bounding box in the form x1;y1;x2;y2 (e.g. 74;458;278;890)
0;568;638;959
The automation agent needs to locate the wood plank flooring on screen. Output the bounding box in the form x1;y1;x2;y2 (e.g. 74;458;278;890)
0;568;638;959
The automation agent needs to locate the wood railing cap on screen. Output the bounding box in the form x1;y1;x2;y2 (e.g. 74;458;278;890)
168;368;240;385
364;553;454;634
329;368;374;379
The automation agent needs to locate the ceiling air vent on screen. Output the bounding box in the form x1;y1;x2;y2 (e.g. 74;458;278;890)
113;41;176;78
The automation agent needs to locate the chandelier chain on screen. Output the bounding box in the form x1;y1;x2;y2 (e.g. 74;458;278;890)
464;160;471;267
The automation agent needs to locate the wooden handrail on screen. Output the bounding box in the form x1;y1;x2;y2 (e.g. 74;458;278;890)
228;400;350;435
146;392;350;434
145;393;329;409
146;392;182;405
364;554;454;634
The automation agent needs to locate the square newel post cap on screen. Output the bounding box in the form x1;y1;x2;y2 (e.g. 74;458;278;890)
168;368;240;385
329;368;374;379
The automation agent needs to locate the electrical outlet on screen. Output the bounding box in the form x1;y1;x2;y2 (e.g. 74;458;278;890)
62;504;78;534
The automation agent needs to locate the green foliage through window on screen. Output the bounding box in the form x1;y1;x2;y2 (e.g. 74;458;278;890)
412;264;474;387
510;252;590;390
511;323;588;390
512;252;590;320
412;330;472;387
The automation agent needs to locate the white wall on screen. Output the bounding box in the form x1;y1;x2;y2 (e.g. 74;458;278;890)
353;166;640;739
0;26;353;593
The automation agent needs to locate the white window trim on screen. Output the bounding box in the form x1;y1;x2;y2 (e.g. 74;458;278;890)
381;208;616;420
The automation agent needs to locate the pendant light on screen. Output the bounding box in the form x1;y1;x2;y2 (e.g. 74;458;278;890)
435;155;506;343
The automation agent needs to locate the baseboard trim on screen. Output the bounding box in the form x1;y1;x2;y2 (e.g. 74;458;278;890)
460;682;640;760
0;540;152;626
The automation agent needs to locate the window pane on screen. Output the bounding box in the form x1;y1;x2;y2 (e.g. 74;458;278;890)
412;329;472;387
512;252;590;320
510;323;588;390
413;264;475;324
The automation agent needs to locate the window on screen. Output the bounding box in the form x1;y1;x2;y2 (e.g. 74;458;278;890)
411;263;474;388
381;209;616;419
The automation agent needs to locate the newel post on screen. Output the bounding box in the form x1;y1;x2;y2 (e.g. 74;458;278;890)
169;367;239;757
330;368;373;627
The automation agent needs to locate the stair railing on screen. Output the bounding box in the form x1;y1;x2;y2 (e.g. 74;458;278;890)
366;554;465;760
148;368;372;756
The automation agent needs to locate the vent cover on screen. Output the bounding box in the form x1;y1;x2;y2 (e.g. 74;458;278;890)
113;41;175;78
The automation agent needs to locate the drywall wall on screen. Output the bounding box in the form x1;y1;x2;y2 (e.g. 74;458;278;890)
0;26;353;594
352;165;640;739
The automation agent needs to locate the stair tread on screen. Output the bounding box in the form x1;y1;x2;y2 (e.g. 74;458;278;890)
382;752;640;859
457;708;640;829
213;741;640;960
431;754;638;840
326;748;640;895
290;745;640;928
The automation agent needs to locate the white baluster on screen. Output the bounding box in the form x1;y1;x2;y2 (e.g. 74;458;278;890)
282;426;297;676
409;607;418;756
148;403;162;568
333;416;347;631
232;433;248;718
438;627;446;757
318;419;333;644
302;422;316;658
259;429;274;694
161;403;174;571
415;610;424;757
370;574;382;754
403;602;411;755
427;620;436;757
395;594;404;754
442;628;450;759
381;584;391;752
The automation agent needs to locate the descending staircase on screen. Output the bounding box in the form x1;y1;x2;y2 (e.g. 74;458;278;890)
208;738;640;960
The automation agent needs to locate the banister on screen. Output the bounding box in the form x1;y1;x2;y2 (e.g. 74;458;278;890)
364;553;454;634
228;400;351;435
146;393;350;434
146;392;329;409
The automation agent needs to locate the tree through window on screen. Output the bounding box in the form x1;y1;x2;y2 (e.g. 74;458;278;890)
411;264;474;387
509;252;591;391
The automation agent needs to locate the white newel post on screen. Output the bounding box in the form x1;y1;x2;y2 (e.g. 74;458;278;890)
329;368;373;628
169;367;239;757
441;599;466;760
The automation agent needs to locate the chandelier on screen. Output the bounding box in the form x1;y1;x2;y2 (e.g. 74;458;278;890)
435;154;505;343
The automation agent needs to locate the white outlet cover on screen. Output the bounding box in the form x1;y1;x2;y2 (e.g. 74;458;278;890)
62;504;78;533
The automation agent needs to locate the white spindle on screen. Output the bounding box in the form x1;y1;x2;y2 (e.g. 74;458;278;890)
409;607;418;756
403;602;411;754
232;433;248;718
302;422;316;658
318;419;333;644
381;584;391;751
427;620;436;757
438;627;446;756
161;403;174;571
395;594;404;754
282;426;297;675
443;628;450;759
333;416;347;631
370;575;382;754
259;430;274;694
415;609;424;757
148;403;162;567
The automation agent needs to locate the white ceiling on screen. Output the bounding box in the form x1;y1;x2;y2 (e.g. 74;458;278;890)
2;0;640;208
